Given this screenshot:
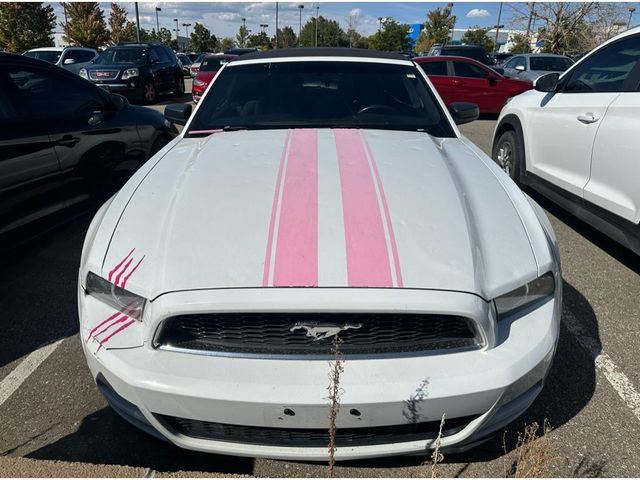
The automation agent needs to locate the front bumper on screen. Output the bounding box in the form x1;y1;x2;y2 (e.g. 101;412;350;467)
79;287;559;460
91;78;143;100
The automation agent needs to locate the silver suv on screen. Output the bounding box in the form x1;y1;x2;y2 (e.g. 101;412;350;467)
23;47;97;75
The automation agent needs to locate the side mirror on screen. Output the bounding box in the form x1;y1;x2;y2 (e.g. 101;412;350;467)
165;103;192;126
534;72;560;93
109;93;129;111
515;64;526;72
63;58;76;65
448;102;479;125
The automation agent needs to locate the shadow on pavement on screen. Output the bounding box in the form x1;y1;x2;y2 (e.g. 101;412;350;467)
26;407;254;475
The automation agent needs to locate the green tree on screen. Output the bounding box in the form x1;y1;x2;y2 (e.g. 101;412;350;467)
190;22;217;52
423;5;455;45
509;33;532;53
0;2;56;52
60;2;109;49
108;2;135;45
247;31;272;50
367;18;410;52
274;26;296;48
219;37;235;52
149;27;177;49
414;30;432;53
299;16;348;47
461;26;494;51
236;24;249;48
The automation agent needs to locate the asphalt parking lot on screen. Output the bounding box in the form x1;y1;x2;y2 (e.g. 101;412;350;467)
1;78;639;477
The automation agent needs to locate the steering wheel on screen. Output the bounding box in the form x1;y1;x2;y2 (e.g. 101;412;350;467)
356;104;396;115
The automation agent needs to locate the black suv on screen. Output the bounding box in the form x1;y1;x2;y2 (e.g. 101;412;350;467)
80;42;184;104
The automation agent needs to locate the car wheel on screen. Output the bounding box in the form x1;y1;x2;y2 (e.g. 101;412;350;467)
143;81;157;104
174;77;185;97
493;130;521;184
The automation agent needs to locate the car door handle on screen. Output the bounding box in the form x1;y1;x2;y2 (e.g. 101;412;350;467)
577;113;600;124
452;80;466;86
56;135;80;147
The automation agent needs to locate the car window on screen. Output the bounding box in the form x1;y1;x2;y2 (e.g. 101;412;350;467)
3;64;103;119
188;61;455;138
151;47;168;63
529;56;573;71
418;61;448;76
453;61;487;79
510;56;526;69
200;57;233;72
66;50;96;63
442;47;490;65
97;47;146;64
563;35;640;93
23;50;61;64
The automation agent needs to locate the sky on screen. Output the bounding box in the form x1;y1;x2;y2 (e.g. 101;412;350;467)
48;1;640;40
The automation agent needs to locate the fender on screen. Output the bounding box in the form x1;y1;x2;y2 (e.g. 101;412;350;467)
493;113;527;185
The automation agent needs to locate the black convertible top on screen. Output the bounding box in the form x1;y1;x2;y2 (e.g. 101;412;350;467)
231;48;411;62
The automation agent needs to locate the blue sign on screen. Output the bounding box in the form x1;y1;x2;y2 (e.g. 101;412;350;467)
407;23;423;45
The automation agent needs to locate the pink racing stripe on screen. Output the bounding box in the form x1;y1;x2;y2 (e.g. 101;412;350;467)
120;255;145;288
92;313;129;338
107;248;134;282
272;129;318;286
335;129;392;287
262;130;292;286
360;131;403;287
97;319;136;351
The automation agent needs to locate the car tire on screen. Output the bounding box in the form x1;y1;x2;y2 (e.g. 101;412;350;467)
143;81;157;104
493;130;521;185
174;77;185;97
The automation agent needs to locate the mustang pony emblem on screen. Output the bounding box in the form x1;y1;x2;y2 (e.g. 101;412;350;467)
289;322;363;341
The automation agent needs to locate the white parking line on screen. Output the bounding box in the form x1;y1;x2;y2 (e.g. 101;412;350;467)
563;309;640;422
0;339;64;407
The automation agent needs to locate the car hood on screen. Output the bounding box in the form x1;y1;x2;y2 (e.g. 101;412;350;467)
102;129;538;300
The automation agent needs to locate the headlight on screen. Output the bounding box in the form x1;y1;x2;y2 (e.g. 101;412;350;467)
85;271;145;320
121;68;139;80
193;78;206;87
494;272;555;320
79;68;88;79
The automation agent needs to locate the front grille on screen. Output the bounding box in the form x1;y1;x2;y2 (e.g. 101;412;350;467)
89;69;119;80
155;414;476;447
154;313;480;357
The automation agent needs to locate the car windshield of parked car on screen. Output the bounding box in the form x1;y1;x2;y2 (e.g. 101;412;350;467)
442;48;491;65
96;47;146;64
178;54;191;65
187;61;455;137
530;57;573;71
194;53;208;64
23;50;61;64
200;57;232;71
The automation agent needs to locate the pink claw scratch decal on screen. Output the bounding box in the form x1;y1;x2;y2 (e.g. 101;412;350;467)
88;248;146;353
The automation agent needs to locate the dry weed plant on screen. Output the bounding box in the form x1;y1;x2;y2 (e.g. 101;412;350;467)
327;334;344;478
505;420;554;478
430;413;446;478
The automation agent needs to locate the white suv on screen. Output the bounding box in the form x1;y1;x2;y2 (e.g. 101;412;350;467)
23;46;97;75
493;27;640;255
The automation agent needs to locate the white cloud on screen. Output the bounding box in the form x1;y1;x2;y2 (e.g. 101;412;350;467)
466;8;490;18
349;8;362;17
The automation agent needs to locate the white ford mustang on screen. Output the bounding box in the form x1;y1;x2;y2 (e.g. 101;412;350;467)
78;48;562;460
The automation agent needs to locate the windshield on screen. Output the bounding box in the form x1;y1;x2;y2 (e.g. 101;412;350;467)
530;56;573;71
187;61;454;137
96;47;146;64
24;50;61;64
194;53;208;64
178;54;191;65
200;56;233;72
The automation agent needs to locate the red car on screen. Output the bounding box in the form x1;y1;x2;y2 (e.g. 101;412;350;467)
414;56;533;114
192;54;237;103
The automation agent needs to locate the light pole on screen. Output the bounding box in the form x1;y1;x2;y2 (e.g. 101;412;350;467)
260;23;269;33
173;18;180;39
298;5;304;47
275;2;279;48
155;7;161;34
377;17;383;32
135;2;141;42
493;2;504;54
315;3;319;47
182;23;191;38
446;3;453;44
628;6;636;29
